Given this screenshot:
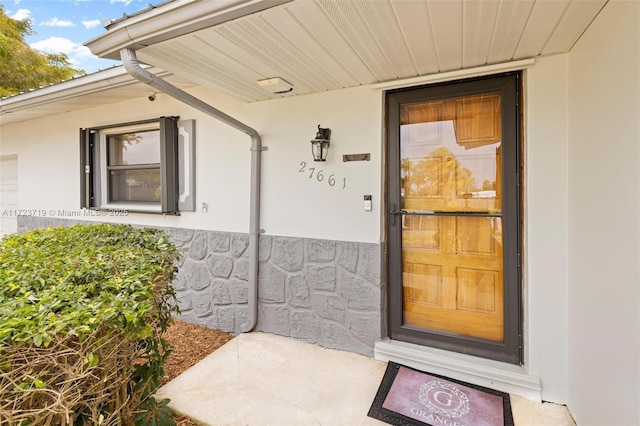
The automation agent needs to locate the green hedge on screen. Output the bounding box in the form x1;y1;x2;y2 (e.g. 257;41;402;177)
0;224;181;425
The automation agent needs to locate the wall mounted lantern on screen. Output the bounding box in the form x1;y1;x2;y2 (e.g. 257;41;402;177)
311;125;331;162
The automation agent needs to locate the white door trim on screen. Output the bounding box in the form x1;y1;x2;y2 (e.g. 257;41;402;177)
375;338;542;401
0;154;18;238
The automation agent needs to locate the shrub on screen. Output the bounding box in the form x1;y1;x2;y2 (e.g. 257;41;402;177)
0;224;181;425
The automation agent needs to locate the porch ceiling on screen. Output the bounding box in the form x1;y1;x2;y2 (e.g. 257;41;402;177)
137;0;607;102
0;0;607;126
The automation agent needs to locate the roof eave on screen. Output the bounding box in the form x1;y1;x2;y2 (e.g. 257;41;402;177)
0;66;169;115
85;0;292;60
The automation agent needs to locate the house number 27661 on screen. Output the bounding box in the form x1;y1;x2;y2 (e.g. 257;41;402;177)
298;161;346;189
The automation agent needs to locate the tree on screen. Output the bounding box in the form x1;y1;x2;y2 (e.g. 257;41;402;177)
0;4;83;98
402;146;478;199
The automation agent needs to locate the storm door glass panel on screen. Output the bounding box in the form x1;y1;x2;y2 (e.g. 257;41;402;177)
107;131;161;203
400;93;504;342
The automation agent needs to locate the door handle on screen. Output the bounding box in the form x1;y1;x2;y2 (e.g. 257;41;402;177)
389;205;407;227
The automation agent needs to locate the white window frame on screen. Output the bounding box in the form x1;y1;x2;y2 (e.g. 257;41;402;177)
99;122;162;213
81;117;196;214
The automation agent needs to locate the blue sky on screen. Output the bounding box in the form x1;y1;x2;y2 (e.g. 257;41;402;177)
3;0;155;73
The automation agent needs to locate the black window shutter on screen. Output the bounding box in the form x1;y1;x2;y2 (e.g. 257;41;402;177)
160;116;179;214
79;128;95;208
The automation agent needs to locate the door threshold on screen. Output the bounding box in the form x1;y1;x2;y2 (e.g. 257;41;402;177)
374;338;541;401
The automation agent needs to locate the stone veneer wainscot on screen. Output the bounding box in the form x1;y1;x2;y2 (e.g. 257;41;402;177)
17;216;382;355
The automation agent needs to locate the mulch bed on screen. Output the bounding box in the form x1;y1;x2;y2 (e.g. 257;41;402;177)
162;319;234;425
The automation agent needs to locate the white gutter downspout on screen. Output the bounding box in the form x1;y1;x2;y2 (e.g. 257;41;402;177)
120;48;262;333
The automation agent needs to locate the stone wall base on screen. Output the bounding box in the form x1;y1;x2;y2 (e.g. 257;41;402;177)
17;216;383;355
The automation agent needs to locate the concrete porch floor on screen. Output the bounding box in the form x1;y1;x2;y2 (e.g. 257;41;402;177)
157;332;575;426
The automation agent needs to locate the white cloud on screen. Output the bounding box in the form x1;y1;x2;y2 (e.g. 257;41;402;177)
31;37;89;63
31;37;78;54
110;0;134;5
74;45;94;59
30;37;98;70
30;36;117;73
10;8;31;21
40;17;76;28
82;19;101;29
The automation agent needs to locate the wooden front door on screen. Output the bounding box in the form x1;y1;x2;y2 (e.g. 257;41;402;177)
387;74;522;364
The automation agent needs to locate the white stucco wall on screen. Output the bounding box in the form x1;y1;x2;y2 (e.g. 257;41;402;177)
567;1;640;424
524;54;570;403
0;53;588;405
0;85;382;243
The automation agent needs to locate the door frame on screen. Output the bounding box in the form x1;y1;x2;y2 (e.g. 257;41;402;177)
385;72;523;364
0;154;19;238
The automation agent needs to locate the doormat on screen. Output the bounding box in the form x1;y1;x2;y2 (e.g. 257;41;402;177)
368;362;514;426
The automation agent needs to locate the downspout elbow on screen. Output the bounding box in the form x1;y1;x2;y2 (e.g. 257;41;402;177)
121;48;154;85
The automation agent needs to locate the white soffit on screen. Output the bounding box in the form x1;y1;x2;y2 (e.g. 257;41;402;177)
137;0;607;102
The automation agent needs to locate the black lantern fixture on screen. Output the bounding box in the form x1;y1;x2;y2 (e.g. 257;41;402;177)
310;125;331;162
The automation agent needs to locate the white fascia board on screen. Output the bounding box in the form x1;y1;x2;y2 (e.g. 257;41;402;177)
0;66;168;114
85;0;292;61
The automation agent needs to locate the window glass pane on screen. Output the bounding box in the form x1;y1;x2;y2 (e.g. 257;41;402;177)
399;93;504;342
400;93;502;213
402;216;504;341
108;130;160;166
109;169;161;202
